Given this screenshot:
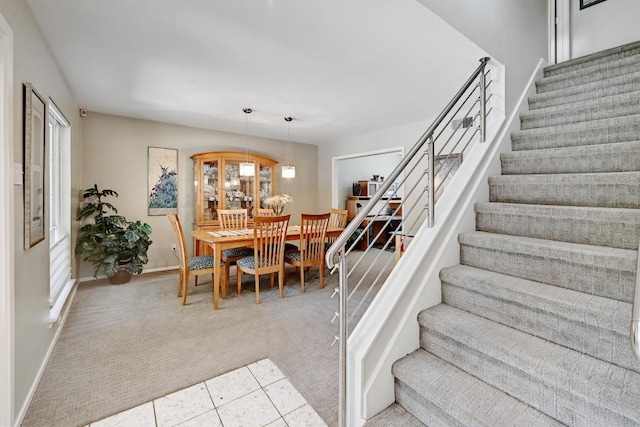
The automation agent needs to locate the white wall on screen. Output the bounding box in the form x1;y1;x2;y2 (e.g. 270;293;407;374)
571;0;640;58
417;0;548;115
79;112;319;279
0;0;82;423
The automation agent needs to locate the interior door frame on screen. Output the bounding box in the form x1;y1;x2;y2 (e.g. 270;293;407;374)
331;146;404;209
549;0;571;64
0;11;14;427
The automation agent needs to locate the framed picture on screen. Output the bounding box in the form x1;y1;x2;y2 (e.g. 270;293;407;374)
23;83;46;249
580;0;607;9
434;153;462;201
148;147;178;215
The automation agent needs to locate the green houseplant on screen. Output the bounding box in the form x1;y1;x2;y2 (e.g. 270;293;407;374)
75;185;153;283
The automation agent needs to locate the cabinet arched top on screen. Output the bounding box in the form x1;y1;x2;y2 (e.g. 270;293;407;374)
191;150;277;165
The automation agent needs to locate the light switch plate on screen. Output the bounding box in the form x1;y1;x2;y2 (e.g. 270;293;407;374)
14;163;23;185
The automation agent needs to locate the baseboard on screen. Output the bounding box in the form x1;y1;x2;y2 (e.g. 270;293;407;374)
14;281;78;426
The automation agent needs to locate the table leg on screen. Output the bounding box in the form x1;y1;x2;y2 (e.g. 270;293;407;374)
213;243;220;309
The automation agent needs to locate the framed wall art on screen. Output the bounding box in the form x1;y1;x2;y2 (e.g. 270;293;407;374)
580;0;607;9
23;82;46;249
434;153;462;202
148;146;178;215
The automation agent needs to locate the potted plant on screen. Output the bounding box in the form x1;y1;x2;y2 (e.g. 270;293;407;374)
75;184;153;284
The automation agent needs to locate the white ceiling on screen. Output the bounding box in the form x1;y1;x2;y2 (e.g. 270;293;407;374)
26;0;485;146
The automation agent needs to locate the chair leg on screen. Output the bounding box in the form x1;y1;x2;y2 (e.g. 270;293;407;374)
319;263;325;289
270;273;275;288
279;267;285;298
237;269;243;295
299;263;305;294
195;276;199;287
177;269;184;297
255;273;261;304
182;275;190;305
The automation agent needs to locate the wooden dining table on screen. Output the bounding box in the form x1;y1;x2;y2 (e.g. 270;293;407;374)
192;225;345;309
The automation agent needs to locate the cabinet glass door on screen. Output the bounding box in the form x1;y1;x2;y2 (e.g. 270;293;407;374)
202;160;219;221
259;164;272;210
224;162;254;216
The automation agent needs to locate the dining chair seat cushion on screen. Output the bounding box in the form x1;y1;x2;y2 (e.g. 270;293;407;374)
189;255;219;271
284;243;298;252
222;247;254;259
237;256;260;270
284;251;302;262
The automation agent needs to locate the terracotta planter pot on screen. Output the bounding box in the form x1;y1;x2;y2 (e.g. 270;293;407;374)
108;267;132;285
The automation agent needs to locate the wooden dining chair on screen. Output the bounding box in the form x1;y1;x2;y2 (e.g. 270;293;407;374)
236;214;290;304
218;209;254;291
285;213;331;292
325;208;348;251
167;214;224;305
256;208;276;217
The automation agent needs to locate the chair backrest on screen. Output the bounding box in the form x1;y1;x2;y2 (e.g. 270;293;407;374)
327;208;348;243
300;213;331;261
218;208;248;230
256;208;276;217
167;214;188;272
253;214;290;271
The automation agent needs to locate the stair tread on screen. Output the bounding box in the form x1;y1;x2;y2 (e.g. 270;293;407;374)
393;349;563;427
544;39;640;76
419;305;640;424
521;89;640;120
536;54;640;92
440;264;638;372
511;113;640;151
529;71;640;109
364;403;426;427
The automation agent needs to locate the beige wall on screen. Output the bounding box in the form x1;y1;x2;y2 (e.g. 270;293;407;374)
0;0;82;423
79;112;318;279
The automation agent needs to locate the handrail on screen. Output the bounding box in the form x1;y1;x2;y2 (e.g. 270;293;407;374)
326;56;490;270
326;57;492;427
631;239;640;359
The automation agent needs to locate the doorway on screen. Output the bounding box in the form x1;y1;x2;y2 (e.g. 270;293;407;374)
331;147;404;210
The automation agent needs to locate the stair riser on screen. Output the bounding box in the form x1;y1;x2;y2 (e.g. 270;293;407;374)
521;94;640;130
440;277;636;373
419;325;638;426
394;382;462;427
475;205;640;249
536;59;640;94
530;73;640;109
511;116;640;151
544;42;640;77
459;239;635;302
500;142;640;175
488;174;640;209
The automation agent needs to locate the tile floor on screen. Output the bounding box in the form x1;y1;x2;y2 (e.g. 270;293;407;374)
87;358;327;427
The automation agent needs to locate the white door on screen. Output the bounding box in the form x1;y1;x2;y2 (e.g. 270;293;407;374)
549;0;571;64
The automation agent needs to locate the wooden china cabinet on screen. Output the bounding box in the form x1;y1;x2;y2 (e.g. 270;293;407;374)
192;151;277;254
192;151;277;229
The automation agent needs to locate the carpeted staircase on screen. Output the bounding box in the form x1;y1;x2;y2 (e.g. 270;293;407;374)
367;40;640;426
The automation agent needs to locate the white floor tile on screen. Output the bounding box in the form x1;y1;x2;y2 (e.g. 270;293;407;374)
205;366;261;407
175;409;223;427
284;404;327;427
154;383;214;427
247;358;285;387
264;378;307;415
265;419;288;427
90;402;155;427
217;389;281;426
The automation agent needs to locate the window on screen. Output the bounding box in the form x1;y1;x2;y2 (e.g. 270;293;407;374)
48;101;72;321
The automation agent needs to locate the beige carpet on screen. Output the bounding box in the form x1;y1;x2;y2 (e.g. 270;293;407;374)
22;250;393;427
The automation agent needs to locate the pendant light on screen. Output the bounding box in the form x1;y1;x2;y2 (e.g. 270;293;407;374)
239;107;255;177
281;116;296;179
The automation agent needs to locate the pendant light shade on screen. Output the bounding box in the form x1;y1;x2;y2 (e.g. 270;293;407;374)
240;108;255;177
282;116;295;179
